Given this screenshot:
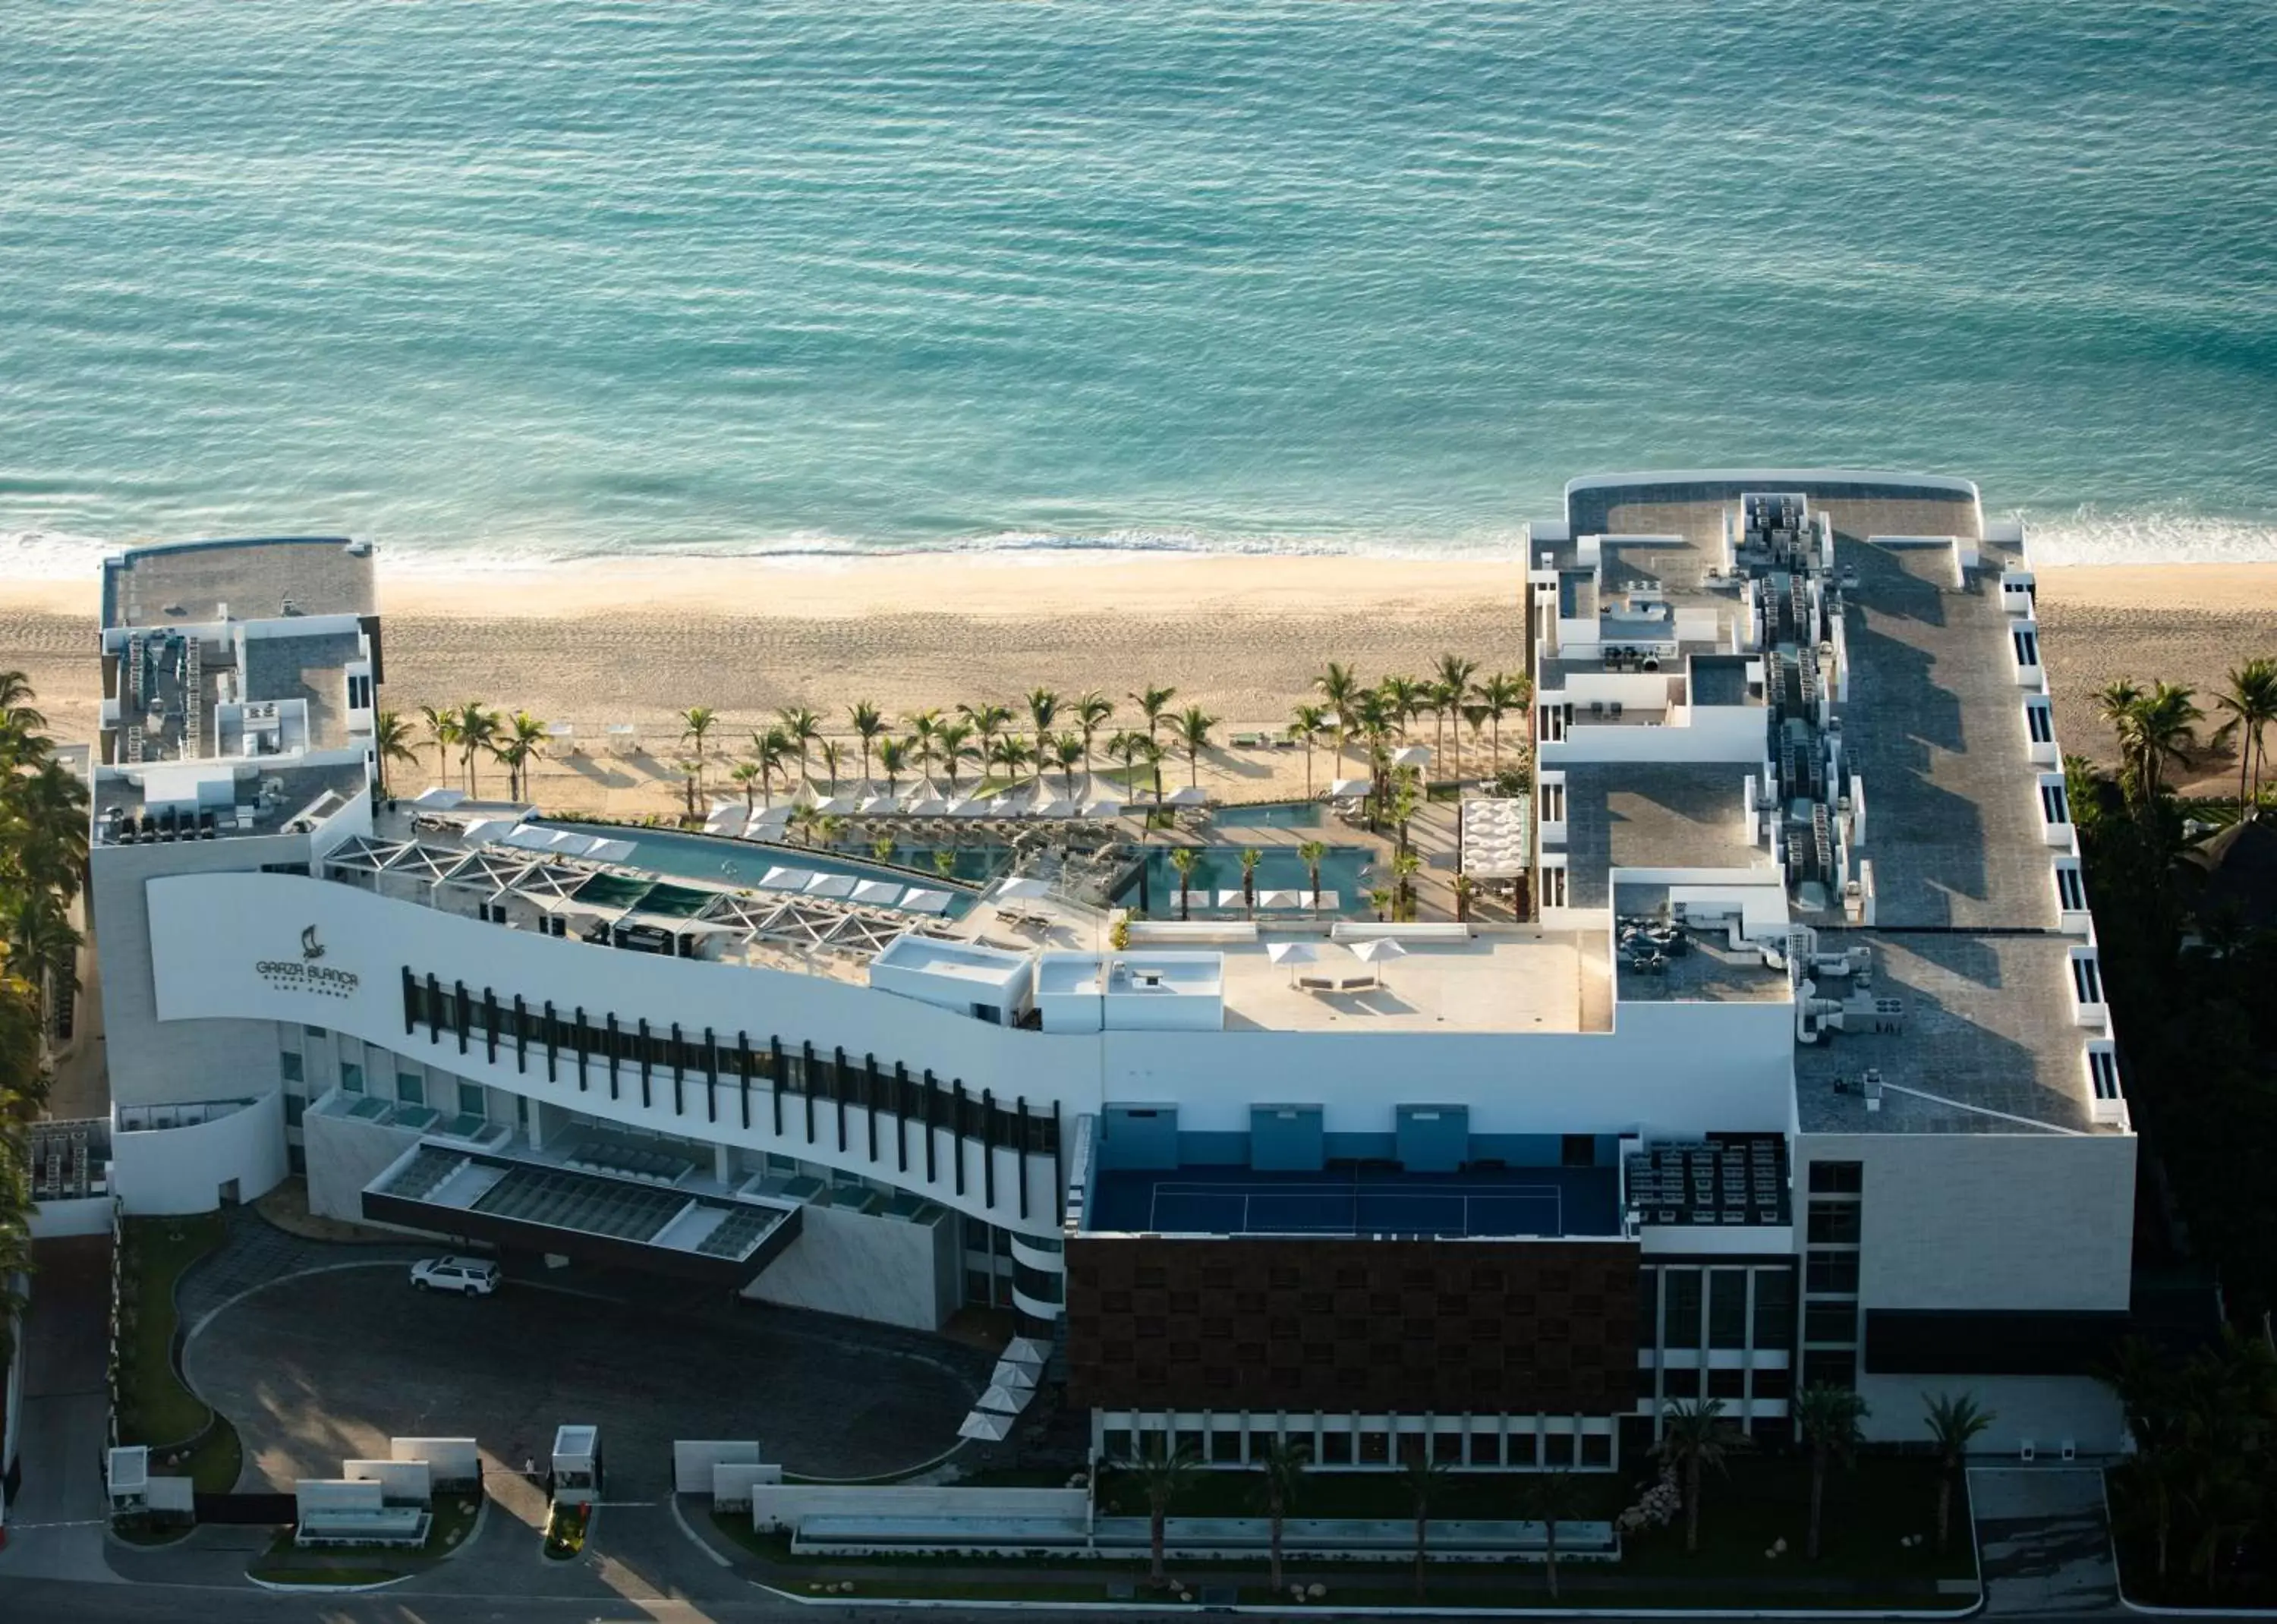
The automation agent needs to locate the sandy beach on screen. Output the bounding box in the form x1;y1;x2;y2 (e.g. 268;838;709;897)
4;555;2272;815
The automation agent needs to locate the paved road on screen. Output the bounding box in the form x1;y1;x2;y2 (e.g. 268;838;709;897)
0;1235;118;1585
186;1257;980;1493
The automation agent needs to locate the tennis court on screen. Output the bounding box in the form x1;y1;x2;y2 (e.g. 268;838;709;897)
1088;1164;1619;1239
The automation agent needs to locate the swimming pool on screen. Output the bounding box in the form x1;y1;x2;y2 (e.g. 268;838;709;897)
1213;801;1325;829
537;822;996;917
1113;844;1379;917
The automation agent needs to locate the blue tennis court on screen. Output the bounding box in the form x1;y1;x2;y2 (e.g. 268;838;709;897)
1088;1165;1620;1239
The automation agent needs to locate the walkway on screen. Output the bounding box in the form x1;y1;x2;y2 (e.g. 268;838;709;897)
1970;1465;2118;1614
0;1235;121;1582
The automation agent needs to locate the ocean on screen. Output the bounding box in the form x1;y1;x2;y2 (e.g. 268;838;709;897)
2;0;2273;573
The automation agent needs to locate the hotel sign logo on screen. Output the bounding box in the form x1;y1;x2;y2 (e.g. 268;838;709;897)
257;925;360;999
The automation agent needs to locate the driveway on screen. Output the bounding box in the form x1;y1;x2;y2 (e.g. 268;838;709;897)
184;1260;981;1497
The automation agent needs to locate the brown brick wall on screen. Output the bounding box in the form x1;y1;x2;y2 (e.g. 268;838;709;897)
1065;1235;1639;1414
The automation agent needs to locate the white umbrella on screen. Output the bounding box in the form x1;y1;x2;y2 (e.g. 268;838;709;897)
944;798;985;818
906;797;950;817
1214;890;1248;910
1081;798;1125;818
858;795;897;815
957;1409;1013;1443
1256;889;1301;910
1167;785;1208;807
990;1358;1039;1392
1267;942;1318;964
804;873;858;899
851;879;904;908
760;865;816;891
1347;937;1409;964
584;838;638;864
901;888;954;915
1329;777;1372;798
411;786;467;810
975;1383;1033;1416
995;877;1051;902
1391;744;1430;767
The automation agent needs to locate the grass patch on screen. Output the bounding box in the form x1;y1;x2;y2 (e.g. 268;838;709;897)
114;1213;243;1495
1617;1456;1972;1585
247;1490;481;1585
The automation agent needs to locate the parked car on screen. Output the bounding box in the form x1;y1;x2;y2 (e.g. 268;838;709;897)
409;1256;500;1296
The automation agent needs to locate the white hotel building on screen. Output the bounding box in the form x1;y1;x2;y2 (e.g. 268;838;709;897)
83;474;2135;1469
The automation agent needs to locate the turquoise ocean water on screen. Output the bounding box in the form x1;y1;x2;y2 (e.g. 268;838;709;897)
2;1;2272;571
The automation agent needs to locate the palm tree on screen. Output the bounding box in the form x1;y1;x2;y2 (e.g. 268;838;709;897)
933;848;957;880
496;710;548;801
2127;681;2204;805
1136;735;1166;813
848;700;886;789
986;735;1034;794
1433;653;1478;766
877;736;912;798
2210;657;2277;815
1402;1455;1447;1598
1655;1399;1748;1554
1380;674;1423;741
1520;1469;1584;1600
1075;691;1115;790
1351;688;1396;827
674;757;702;821
777;707;823;790
1050;732;1085;798
454;702;501;797
1289;703;1329;798
679;707;720;800
0;670;49;739
905;708;943;790
1315;662;1360;763
1392;848;1422;923
1923;1393;1997;1555
1476;673;1530;771
1451;870;1476;922
1239;847;1262;914
730;761;762;813
371;709;419;797
817;738;844;797
958;700;1013;769
1168;845;1199;921
419;703;458;785
1795;1384;1871;1560
871;836;896;866
1120;1440;1198;1586
1173;705;1217;792
1106;729;1145;801
936;720;975;795
749;727;794;806
1131;685;1177;754
1255;1438;1309;1594
1025;687;1060;763
1297;840;1327;920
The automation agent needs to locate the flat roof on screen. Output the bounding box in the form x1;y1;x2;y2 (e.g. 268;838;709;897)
1085;1164;1624;1239
102;537;375;630
1560;763;1772;908
1218;929;1601;1034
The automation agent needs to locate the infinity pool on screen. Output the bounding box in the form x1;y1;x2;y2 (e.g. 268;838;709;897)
1212;801;1325;829
537;822;996;917
1113;844;1378;917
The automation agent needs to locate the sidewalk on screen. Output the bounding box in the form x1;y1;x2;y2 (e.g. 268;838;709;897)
1969;1466;2118;1615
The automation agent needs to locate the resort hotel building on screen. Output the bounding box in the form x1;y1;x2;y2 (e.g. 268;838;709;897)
78;473;2135;1471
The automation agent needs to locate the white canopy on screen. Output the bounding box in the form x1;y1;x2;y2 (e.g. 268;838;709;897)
810;795;858;815
858;795;897;815
1266;941;1318;965
944;798;986;819
851;879;904;908
1034;797;1078;817
975;1383;1033;1417
760;865;817;891
956;1409;1013;1442
462;817;518;847
1003;1336;1053;1368
1167;785;1208;807
1255;889;1303;910
584;838;638;864
905;798;950;817
1348;937;1409;964
990;1358;1039;1393
1390;744;1431;767
704;805;748;837
1214;890;1248;909
900;888;955;915
995;877;1052;901
1329;777;1372;798
803;873;858;899
411;786;467;810
1081;798;1124;818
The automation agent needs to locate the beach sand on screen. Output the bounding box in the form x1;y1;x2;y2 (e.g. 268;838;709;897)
3;555;2272;814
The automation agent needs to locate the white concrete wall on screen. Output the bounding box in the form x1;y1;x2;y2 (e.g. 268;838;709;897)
739;1199;955;1330
673;1440;761;1495
90;832;308;1112
343;1458;432;1505
302;1099;423;1225
714;1461;786;1506
111;1091;288;1215
748;1484;1088;1534
391;1436;479;1487
28;1196;115;1238
297;1478;384;1513
145;1476;197;1515
1855;1372;2124;1459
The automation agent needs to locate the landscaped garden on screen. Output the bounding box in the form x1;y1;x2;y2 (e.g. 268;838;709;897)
112;1212;241;1500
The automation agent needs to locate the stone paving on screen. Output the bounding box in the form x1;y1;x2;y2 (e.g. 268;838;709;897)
1969;1466;2118;1614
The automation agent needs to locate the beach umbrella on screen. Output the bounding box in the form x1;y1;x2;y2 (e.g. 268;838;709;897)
1347;937;1409;963
851;878;904;908
1391;744;1430;767
1255;889;1299;911
804;873;858;899
759;865;815;891
990;1358;1039;1393
584;838;638;864
1267;940;1318;985
1214;890;1247;910
411;786;468;810
957;1409;1014;1443
1167;785;1208;807
975;1383;1032;1416
1003;1336;1053;1368
995;876;1051;902
900;888;954;915
1081;798;1124;819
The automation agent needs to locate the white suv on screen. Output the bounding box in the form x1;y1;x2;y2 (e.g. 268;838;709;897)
409;1256;501;1296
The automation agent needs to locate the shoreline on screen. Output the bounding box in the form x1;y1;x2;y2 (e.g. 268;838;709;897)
5;555;2272;809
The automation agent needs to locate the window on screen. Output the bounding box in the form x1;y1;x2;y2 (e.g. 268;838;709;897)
1752;1364;1794;1399
304;1024;325;1039
2041;781;2071;825
1806;1201;1862;1245
1101;1429;1132;1462
395;1071;424;1106
2071;955;2104;1004
2013;628;2039;666
1707;1367;1746;1399
2027;701;2054;744
1636;1267;1660;1350
1803;1349;1857;1390
279;1050;304;1084
1806;1251;1860;1295
1543;1432;1575;1467
1579;1432;1612;1468
1807;1161;1863;1194
283;1094;306;1127
1469;1433;1503;1466
1319;1432;1352;1465
1753;1270;1796;1349
1542;864;1568;908
2055;864;2087;911
2089;1046;2121;1101
1709;1270;1749;1349
1663;1268;1702;1349
339;1061;363;1094
1660;1364;1702;1401
1805;1302;1860;1345
455;1081;484;1117
1561;1134;1597;1167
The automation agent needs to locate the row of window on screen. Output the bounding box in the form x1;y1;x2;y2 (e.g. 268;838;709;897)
1639;1264;1794;1352
1102;1424;1615;1471
400;968;1060;1155
281;1043;483;1118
